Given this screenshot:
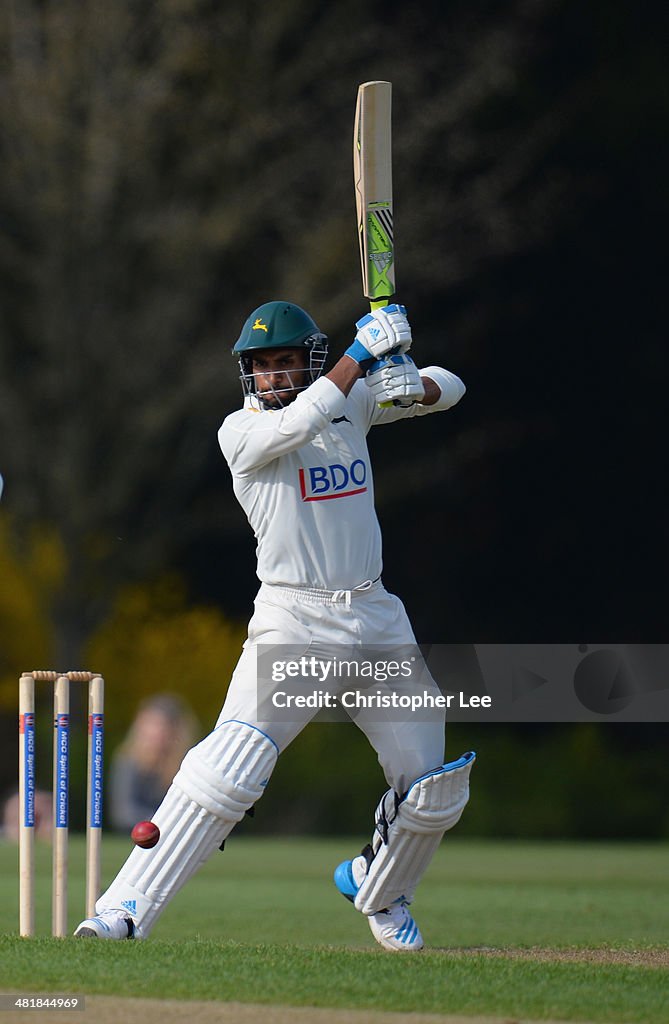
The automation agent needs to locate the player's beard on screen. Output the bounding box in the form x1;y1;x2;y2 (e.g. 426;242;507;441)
256;369;310;409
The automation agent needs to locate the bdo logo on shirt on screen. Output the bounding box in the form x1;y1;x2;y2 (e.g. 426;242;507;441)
298;460;368;501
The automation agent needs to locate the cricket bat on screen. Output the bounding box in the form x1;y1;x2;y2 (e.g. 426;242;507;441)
354;81;395;406
353;81;394;310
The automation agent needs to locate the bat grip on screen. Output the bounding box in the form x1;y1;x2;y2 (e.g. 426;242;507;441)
368;299;393;406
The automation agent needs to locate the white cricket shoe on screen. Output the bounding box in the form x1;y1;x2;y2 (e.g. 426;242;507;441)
368;901;424;952
74;909;135;939
334;855;424;952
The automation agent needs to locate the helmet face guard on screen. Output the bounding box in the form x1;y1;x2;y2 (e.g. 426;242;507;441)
233;301;329;409
237;337;328;409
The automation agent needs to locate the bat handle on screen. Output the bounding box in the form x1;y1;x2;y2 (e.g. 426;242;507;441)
368;299;394;407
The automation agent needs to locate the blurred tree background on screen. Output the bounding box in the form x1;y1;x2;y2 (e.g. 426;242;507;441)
0;0;667;837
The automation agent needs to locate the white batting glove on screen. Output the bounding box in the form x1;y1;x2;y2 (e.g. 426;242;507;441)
345;304;412;367
365;353;425;407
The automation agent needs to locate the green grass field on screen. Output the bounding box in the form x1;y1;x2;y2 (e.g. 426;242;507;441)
0;836;667;1022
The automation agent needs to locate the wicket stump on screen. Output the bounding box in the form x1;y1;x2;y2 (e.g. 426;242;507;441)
18;670;105;937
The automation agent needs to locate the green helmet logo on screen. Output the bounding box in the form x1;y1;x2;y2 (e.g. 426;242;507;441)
234;301;327;354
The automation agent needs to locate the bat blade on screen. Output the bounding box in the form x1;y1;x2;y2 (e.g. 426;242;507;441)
354;81;394;309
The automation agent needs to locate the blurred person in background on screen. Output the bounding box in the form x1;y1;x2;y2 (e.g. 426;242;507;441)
1;788;52;841
110;694;198;832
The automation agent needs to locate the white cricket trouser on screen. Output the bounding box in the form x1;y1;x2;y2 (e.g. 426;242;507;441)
95;580;445;936
218;580;445;794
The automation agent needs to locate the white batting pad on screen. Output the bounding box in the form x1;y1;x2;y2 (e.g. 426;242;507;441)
97;720;278;937
354;751;475;916
173;718;278;819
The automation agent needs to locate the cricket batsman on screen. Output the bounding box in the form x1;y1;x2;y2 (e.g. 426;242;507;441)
75;300;475;951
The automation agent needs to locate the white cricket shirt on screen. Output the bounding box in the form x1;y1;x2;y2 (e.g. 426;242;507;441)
218;368;464;590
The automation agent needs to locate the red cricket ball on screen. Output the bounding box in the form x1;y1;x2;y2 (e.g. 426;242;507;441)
131;820;160;849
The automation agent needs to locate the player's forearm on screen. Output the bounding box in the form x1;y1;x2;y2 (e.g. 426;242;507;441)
418;376;441;406
417;367;466;410
326;356;365;397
